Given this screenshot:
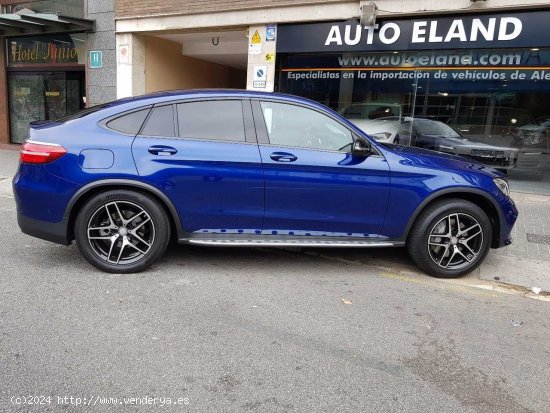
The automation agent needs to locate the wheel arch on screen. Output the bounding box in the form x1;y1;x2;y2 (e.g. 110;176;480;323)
64;179;184;243
402;188;503;249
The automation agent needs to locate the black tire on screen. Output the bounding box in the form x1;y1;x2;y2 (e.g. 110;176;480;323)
74;189;171;273
407;199;492;278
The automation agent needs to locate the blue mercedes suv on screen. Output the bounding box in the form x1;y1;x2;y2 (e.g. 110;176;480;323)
13;90;517;278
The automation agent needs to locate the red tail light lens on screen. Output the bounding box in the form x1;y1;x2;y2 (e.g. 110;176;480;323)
20;141;67;164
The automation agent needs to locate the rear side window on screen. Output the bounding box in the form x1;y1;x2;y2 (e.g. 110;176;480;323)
106;108;150;135
141;105;176;137
177;100;245;142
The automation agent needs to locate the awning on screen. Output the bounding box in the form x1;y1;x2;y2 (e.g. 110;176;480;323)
0;13;94;36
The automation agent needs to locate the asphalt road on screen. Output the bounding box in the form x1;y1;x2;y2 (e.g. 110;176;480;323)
1;182;549;412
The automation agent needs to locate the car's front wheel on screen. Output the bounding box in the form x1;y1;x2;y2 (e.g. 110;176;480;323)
75;190;171;273
407;199;492;278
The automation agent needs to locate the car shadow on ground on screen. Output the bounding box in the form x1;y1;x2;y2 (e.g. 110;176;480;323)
159;243;417;273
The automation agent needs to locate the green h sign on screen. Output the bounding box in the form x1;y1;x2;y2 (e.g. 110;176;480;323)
89;50;102;69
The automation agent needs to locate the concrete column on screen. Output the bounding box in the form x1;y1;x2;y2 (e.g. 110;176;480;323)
85;0;116;106
116;33;146;99
246;24;276;93
0;38;10;145
338;53;355;113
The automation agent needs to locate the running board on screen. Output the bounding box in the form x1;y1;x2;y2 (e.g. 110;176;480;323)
181;236;403;248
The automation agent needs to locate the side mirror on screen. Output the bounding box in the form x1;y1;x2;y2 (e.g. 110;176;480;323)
352;139;371;157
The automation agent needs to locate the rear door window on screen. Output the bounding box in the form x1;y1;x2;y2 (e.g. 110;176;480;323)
141;105;176;137
177;100;245;142
106;108;151;135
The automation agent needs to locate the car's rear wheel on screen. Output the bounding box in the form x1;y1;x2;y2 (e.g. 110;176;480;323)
407;199;492;278
75;190;171;273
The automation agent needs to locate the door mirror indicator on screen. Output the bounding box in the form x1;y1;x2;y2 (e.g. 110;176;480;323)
352;139;371;157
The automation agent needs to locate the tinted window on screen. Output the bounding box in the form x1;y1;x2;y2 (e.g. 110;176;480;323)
177;100;245;142
414;119;461;138
141;105;175;137
260;101;353;151
106;108;150;135
342;105;362;119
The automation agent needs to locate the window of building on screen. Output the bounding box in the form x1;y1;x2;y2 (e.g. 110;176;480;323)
2;0;84;18
277;48;550;193
177;100;245;142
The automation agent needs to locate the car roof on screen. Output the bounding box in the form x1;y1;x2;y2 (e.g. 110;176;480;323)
106;89;321;109
46;89;354;129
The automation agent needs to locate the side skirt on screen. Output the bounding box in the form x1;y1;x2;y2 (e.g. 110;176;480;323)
178;234;404;248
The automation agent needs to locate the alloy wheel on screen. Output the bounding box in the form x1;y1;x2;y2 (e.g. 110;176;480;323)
87;201;155;265
427;213;484;270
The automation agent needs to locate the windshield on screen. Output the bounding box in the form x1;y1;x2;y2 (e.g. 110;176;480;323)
534;117;550;127
414;119;461;138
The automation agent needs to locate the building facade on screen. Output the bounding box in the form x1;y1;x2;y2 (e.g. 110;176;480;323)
112;0;550;194
0;0;116;146
0;0;548;194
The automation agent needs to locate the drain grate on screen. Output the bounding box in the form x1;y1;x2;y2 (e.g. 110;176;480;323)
526;233;550;245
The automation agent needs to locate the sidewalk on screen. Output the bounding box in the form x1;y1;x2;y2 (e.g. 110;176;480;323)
478;192;550;292
0;149;18;197
1;148;549;291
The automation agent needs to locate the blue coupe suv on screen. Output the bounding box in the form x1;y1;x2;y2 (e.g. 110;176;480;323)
13;90;517;278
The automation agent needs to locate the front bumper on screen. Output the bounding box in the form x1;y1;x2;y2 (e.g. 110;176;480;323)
494;195;518;248
463;153;518;169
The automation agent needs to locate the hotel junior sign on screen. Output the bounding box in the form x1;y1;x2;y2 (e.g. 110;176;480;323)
8;36;79;65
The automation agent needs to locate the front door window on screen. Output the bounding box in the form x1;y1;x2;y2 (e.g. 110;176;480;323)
260;101;353;152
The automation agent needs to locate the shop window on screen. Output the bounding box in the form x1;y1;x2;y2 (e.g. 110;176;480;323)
177;101;245;142
260;101;353;151
7;71;84;144
2;1;84;18
106;108;151;135
141;105;175;137
277;48;550;193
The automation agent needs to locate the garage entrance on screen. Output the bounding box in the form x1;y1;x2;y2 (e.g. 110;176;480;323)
144;29;248;92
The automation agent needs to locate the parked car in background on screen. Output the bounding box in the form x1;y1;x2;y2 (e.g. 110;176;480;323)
517;117;550;151
352;117;519;170
449;106;533;140
13;90;517;278
340;102;402;120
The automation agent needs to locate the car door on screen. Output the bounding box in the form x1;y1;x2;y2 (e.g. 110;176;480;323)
132;99;264;234
252;100;390;237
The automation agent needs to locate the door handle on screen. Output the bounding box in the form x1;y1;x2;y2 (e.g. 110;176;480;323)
148;145;177;156
270;152;297;162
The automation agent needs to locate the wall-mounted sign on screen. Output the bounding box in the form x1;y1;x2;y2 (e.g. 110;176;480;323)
266;24;277;41
249;29;262;54
89;50;102;69
280;48;550;86
277;10;550;53
7;34;81;66
118;44;130;64
253;65;267;88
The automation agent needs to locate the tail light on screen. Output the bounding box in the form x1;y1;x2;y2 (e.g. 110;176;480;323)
20;140;67;164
